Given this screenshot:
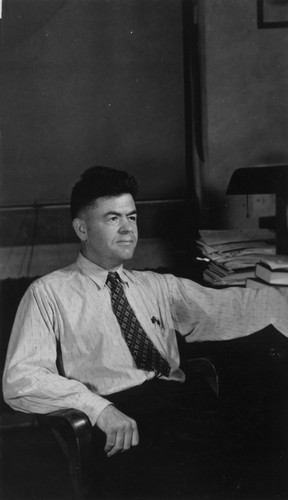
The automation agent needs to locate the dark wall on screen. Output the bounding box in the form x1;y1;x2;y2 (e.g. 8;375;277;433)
2;0;287;238
1;0;187;206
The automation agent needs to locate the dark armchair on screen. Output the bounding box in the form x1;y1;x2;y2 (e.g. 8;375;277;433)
38;409;92;500
37;354;219;500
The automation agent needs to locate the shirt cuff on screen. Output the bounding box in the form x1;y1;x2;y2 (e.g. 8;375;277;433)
77;392;114;427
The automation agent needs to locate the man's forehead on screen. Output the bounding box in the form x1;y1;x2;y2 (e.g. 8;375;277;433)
91;193;136;213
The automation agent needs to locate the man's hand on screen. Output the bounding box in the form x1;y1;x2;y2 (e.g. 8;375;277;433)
96;405;139;457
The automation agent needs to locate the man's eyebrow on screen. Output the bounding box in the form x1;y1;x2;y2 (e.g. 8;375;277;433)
104;209;137;217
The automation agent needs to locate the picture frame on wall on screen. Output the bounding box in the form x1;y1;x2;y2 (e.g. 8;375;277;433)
257;0;288;29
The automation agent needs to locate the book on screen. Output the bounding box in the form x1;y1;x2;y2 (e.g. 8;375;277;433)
246;278;288;296
256;255;288;270
246;277;274;289
255;255;288;285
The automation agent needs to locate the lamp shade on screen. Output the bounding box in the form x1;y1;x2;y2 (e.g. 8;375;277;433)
226;166;288;195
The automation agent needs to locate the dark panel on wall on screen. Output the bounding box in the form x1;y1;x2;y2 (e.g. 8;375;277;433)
0;0;186;206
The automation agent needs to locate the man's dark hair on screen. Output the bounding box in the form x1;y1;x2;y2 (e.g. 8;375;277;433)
70;166;138;219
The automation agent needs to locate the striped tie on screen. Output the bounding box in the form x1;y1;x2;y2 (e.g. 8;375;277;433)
106;272;170;377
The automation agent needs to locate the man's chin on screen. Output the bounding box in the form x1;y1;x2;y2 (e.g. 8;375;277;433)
122;249;135;260
117;246;136;261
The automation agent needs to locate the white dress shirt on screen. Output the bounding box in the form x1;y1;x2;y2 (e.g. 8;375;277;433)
3;253;288;425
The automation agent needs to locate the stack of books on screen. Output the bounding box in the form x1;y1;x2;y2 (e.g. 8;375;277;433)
197;229;276;287
246;255;288;288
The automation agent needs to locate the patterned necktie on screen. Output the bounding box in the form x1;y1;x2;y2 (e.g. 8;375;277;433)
106;272;170;377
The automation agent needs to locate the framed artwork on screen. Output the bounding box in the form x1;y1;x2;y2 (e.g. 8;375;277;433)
257;0;288;28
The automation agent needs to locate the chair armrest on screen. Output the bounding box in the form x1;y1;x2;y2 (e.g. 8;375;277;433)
38;408;92;438
37;409;92;500
185;357;219;398
176;332;219;398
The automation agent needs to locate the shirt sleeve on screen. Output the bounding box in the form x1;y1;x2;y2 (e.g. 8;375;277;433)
167;275;288;342
2;285;112;426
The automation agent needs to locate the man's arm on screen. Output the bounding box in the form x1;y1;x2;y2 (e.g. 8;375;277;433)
2;285;139;455
2;286;110;424
3;289;139;456
167;274;288;342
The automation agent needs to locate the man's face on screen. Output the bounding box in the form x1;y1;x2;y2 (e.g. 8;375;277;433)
75;193;138;270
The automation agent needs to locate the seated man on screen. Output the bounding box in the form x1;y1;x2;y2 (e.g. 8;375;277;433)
3;166;288;497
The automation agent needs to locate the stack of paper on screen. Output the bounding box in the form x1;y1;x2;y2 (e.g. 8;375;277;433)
197;229;276;286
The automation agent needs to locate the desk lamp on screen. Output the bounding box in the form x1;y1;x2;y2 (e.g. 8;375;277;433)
226;166;288;254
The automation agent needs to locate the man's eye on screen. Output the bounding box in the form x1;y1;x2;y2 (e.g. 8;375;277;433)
108;216;118;223
129;215;137;223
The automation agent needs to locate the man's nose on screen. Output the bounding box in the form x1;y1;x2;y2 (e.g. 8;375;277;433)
119;218;134;232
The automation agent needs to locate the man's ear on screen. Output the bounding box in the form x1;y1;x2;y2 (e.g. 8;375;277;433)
72;218;87;242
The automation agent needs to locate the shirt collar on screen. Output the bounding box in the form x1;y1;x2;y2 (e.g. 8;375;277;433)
75;252;129;289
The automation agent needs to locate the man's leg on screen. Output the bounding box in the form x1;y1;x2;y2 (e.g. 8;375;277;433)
90;379;223;499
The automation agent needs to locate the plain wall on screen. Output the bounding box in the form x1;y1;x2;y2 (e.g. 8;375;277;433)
1;0;287;249
198;0;288;229
1;0;187;206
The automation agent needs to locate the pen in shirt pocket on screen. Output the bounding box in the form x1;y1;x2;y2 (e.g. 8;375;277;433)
151;316;165;336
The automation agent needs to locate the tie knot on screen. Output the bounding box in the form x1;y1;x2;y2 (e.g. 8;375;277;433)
106;272;121;289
